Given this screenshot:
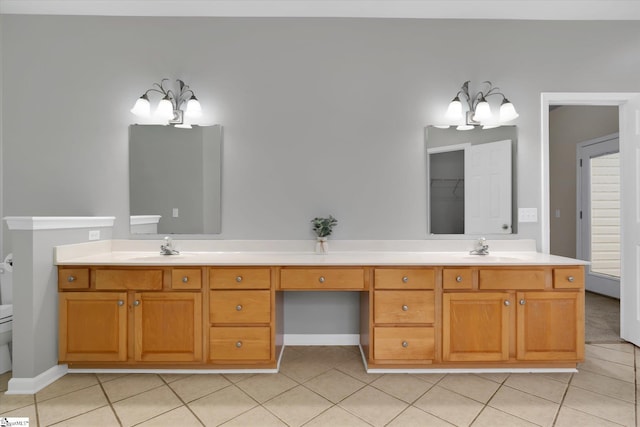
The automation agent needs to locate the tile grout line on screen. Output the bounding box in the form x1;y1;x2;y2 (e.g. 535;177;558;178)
550;369;573;426
96;373;124;427
156;374;206;427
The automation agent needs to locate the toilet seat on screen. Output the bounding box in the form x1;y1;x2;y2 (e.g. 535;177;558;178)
0;304;12;324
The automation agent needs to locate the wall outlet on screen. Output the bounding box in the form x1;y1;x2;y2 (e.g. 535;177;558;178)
88;230;100;241
518;208;538;223
172;208;179;218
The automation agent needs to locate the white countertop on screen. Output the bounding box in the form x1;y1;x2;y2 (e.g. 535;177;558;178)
55;240;588;266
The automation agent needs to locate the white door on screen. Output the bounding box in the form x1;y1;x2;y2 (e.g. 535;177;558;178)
621;95;640;346
577;135;620;298
465;140;512;234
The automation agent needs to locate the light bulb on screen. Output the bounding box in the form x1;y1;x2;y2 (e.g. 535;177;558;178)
130;94;150;117
499;98;519;122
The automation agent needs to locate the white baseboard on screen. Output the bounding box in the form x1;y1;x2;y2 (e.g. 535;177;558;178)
6;364;68;395
283;334;360;346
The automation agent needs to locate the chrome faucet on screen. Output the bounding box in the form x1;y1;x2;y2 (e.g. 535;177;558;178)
470;237;490;255
160;236;180;255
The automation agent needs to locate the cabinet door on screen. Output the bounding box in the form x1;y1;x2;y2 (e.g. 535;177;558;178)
134;292;203;362
443;292;511;362
59;292;127;362
517;291;584;361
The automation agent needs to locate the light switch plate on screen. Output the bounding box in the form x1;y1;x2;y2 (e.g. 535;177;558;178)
518;208;538;223
88;230;100;241
172;208;179;218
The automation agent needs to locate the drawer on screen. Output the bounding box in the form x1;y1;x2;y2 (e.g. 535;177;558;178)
280;268;365;290
210;290;271;324
58;268;90;290
374;291;435;324
210;268;271;290
374;268;435;290
95;269;163;290
373;327;435;360
171;268;202;290
210;326;271;361
553;267;585;289
443;268;473;290
479;268;545;290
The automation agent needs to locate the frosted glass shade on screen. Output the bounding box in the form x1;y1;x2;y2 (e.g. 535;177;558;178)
473;100;492;121
499;100;519;122
185;97;202;118
156;97;175;120
130;95;150;116
446;98;463;120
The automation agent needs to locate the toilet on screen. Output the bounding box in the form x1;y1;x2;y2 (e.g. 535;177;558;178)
0;255;13;374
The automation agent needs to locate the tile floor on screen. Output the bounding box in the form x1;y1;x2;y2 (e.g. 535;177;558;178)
0;343;638;426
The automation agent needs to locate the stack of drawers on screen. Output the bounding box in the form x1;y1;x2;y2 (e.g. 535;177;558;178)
209;268;273;363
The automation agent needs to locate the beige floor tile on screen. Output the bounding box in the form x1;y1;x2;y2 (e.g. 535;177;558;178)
137;405;203;426
414;385;483;426
339;385;408;427
159;373;189;384
488;386;559;427
554;406;622;427
280;356;332;383
410;372;446;384
303;369;365;403
169;373;231;403
221;405;287;426
309;346;360;367
188;384;257;426
579;357;635;383
102;373;165;402
592;342;635;354
0;403;37;424
471;406;538;427
96;372;128;383
305;405;372;427
235;373;297;403
437;374;501;404
572;369;635;403
370;374;434;403
503;373;568;403
540;372;573;384
36;373;99;402
0;392;35;414
475;372;509;384
262;385;331;426
586;343;635;366
387;406;453;427
562;385;635;426
222;372;256;384
37;384;108;426
112;385;182;427
51;405;120;426
335;357;381;384
0;372;11;392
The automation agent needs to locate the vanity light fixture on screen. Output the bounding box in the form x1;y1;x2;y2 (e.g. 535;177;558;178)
445;81;519;130
131;78;202;127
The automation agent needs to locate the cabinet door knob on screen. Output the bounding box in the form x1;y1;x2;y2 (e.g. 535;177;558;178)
236;304;243;311
456;275;463;283
504;300;510;306
519;299;526;305
402;276;409;283
235;276;243;283
182;276;189;283
117;300;124;306
567;276;575;283
134;300;140;306
319;276;325;283
402;305;409;311
402;341;409;348
235;341;243;348
67;276;76;282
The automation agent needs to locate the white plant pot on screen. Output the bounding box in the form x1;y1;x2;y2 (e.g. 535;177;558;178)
315;237;328;254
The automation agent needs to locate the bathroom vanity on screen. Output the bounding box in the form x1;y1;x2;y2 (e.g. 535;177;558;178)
55;240;586;373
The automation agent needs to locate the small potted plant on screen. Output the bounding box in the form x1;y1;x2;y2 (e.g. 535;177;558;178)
311;215;338;254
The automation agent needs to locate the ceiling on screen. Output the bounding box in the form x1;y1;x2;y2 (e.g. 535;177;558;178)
1;0;639;20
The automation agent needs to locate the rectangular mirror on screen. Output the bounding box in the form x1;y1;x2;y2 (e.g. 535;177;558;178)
426;126;516;235
129;125;222;235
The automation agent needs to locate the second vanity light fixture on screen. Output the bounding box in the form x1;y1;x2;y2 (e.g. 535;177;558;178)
445;80;519;130
131;78;202;127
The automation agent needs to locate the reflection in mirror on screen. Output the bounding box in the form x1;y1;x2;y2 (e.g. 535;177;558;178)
129;125;222;235
426;126;516;235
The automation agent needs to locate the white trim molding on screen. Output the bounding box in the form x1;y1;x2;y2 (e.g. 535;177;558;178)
6;364;68;395
283;334;360;346
4;216;116;231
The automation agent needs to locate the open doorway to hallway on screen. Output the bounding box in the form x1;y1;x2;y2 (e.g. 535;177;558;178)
549;105;621;343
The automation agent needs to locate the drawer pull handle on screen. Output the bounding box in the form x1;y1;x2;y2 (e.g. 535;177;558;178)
402;341;409;348
236;304;243;311
236;341;243;348
134;300;140;307
67;276;76;282
182;276;189;283
567;276;575;283
519;299;526;305
117;300;124;306
236;276;243;283
402;305;409;311
456;275;463;283
504;300;510;306
402;276;409;283
319;276;326;283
